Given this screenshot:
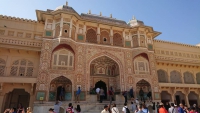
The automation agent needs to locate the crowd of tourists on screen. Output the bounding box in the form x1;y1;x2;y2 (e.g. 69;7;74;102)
3;103;32;113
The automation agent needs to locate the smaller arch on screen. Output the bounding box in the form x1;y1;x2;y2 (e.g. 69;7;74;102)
55;25;60;37
100;30;110;45
196;72;200;84
51;48;74;70
86;28;97;43
113;33;123;46
52;44;75;54
188;91;198;106
133;54;149;74
50;76;72;101
136;79;151;100
170;70;182;83
62;24;70;37
183;71;195;84
157;69;168;83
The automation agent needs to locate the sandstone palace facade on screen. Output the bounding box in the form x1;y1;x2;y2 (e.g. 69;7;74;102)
0;3;200;112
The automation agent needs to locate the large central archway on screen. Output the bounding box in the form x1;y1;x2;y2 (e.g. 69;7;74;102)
49;76;72;101
90;56;120;97
136;79;151;101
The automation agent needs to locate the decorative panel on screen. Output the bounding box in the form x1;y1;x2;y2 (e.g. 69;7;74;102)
49;92;56;101
125;41;131;47
77;35;84;40
65;92;72;101
45;31;52;36
148;44;153;51
0;30;5;35
36;91;46;101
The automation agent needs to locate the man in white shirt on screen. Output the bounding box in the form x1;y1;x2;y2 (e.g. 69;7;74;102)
96;87;100;100
122;103;129;113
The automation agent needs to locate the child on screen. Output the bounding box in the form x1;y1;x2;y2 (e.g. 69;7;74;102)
131;101;136;112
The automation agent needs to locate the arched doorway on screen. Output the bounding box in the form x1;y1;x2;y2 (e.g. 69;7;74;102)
90;56;120;94
95;80;107;99
174;91;185;105
4;89;30;110
136;79;151;101
188;91;198;106
49;76;72;101
161;91;171;103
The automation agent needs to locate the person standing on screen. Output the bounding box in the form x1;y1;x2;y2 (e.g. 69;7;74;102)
60;86;65;101
178;104;184;113
135;104;144;113
122;90;128;104
101;105;109;113
99;87;105;103
108;86;114;104
75;87;81;103
66;103;74;113
75;104;81;113
168;103;176;113
129;87;134;101
17;103;24;113
147;91;152;102
130;101;136;113
122;103;130;113
54;100;62;113
139;88;144;101
159;103;168;113
111;103;119;113
96;87;100;100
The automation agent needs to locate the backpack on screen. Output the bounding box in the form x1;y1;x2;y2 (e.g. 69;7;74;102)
124;107;130;113
66;107;72;113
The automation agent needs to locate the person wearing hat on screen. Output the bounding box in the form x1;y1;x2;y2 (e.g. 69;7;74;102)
168;103;176;113
101;105;109;113
159;103;168;113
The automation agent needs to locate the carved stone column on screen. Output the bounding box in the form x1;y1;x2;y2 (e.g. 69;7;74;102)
59;18;63;37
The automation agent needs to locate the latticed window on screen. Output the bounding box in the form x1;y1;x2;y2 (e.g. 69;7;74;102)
0;58;6;76
10;59;34;76
134;56;149;74
170;70;182;83
52;49;74;70
157;69;168;83
184;72;195;84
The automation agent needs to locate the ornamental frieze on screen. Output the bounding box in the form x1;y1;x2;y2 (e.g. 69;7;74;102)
155;55;200;63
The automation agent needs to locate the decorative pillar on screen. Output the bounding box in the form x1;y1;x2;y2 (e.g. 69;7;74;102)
180;69;184;83
75;23;79;41
137;31;140;46
97;26;100;43
52;20;55;37
83;24;86;42
144;34;147;47
185;94;189;106
44;18;48;30
167;69;171;83
59;18;63;37
69;18;72;38
129;32;133;47
110;28;113;45
122;30;125;47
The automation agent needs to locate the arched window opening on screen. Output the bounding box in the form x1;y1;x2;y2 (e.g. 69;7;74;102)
113;33;123;46
10;59;34;76
196;72;200;84
134;56;149;74
86;29;97;43
157;69;168;83
170;70;182;83
52;49;74;70
184;71;195;84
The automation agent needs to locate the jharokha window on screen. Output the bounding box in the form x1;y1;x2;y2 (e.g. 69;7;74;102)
134;56;149;74
10;59;34;76
52;49;74;70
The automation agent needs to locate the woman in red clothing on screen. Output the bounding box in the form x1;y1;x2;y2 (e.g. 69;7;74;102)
159;103;168;113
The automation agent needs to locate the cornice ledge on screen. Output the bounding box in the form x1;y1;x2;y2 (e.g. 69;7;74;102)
153;39;200;48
